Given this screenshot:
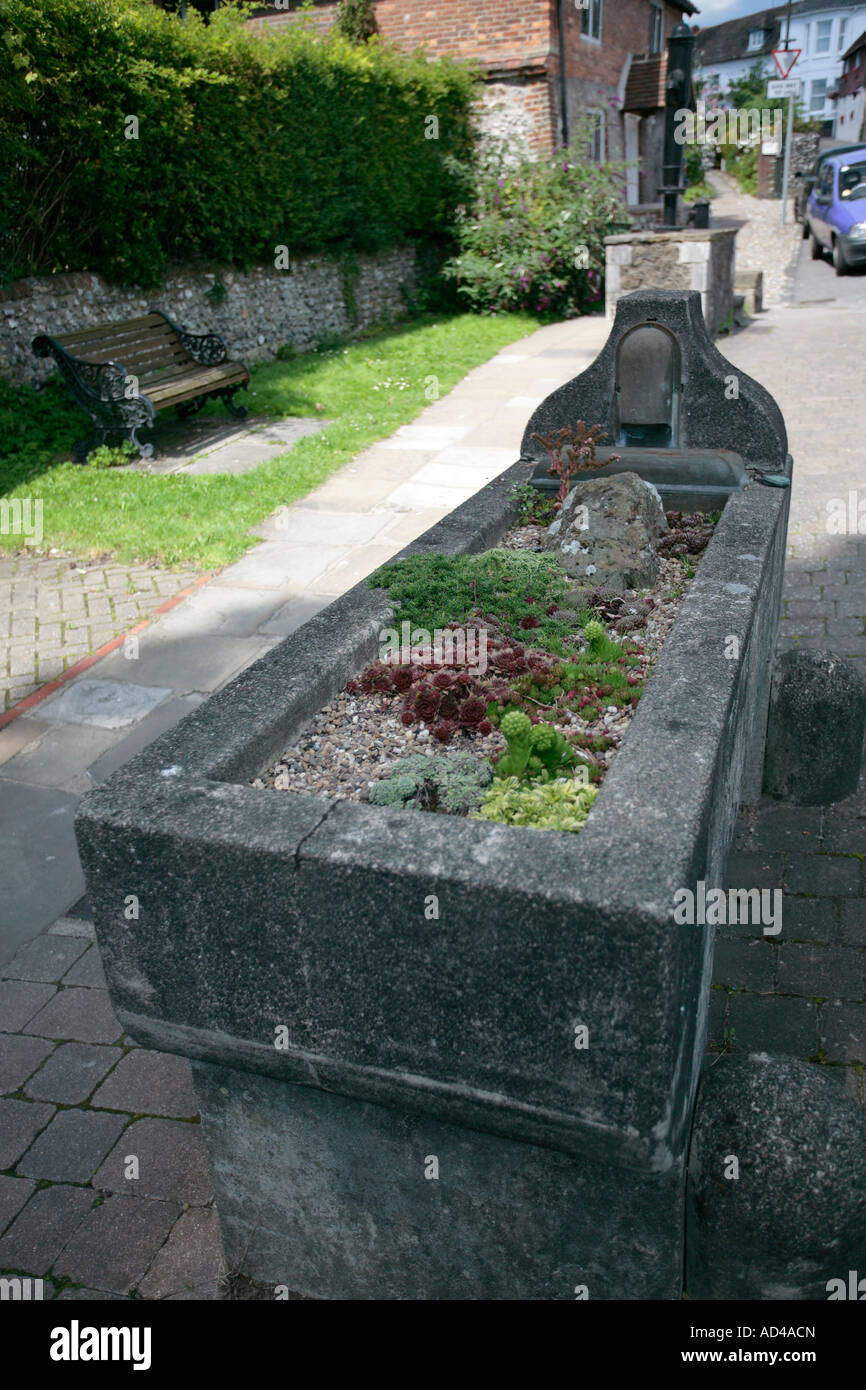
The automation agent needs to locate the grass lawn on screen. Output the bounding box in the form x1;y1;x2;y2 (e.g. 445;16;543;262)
0;312;536;570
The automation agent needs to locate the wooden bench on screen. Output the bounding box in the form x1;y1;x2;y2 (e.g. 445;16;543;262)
32;308;250;460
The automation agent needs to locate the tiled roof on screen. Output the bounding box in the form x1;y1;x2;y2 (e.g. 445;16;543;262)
624;53;668;111
694;6;799;67
842;24;866;59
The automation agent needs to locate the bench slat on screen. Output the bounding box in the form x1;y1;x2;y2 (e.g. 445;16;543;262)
65;327;183;358
56;315;169;347
55;314;168;350
91;340;194;373
146;363;248;406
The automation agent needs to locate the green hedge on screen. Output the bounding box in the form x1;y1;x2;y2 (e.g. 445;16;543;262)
0;0;479;286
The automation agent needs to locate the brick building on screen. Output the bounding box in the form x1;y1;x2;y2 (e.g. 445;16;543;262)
248;1;699;205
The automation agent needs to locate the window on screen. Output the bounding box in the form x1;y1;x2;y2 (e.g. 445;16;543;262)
816;19;832;54
840;161;866;197
811;78;829;112
582;0;602;43
839;19;847;52
747;28;765;52
587;110;605;163
648;2;664;54
804;23;810;53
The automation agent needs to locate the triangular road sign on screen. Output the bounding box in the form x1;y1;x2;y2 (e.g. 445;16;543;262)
772;48;801;79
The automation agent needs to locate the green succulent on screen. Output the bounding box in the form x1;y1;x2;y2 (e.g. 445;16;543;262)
529;723;557;755
583;619;606;652
368;751;492;815
471;777;599;832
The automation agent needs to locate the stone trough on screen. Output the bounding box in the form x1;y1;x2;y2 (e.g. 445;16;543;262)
75;292;793;1300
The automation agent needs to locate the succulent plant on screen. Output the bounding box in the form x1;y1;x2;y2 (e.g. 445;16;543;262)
367;752;493;815
471;776;599;832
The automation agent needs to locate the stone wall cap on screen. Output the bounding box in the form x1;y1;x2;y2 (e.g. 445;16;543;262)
605;227;739;244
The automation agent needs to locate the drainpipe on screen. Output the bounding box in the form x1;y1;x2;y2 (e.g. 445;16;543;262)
557;0;570;149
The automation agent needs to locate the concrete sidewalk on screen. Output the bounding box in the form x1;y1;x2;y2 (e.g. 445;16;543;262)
1;267;864;1297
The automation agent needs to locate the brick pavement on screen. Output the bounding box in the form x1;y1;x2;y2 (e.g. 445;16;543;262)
0;910;222;1299
703;179;866;1097
0;553;200;714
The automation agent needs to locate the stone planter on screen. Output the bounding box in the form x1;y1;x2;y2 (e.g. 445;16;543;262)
75;294;792;1300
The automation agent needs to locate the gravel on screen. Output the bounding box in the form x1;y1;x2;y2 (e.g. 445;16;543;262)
254;519;704;806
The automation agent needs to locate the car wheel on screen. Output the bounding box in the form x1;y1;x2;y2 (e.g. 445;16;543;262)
810;229;823;260
833;239;848;276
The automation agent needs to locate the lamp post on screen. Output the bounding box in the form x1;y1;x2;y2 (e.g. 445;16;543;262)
660;21;696;228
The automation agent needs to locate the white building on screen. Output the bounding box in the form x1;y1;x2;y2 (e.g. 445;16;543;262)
695;0;866;134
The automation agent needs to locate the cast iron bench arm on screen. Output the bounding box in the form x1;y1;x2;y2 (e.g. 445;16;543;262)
31;333;156;441
149;307;229;366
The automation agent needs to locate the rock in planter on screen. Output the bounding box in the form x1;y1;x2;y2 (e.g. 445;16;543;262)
763;648;866;804
686;1053;866;1300
542;472;667;591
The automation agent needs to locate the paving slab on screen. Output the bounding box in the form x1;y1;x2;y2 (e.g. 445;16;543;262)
208;542;349;590
379;425;471;450
0;981;57;1033
0;1184;95;1275
0;719;52;768
36;679;173;730
24;1043;121;1105
23;987;123;1045
0;785;84;966
312;542;409;596
91;1049;198;1119
93;1118;212;1205
17;1108;129;1183
256;593;332;639
136;1206;223;1301
94;633;271;697
61;946;107;990
0;724;119;790
53;1194;180;1296
85;695;203;786
251;508;391;546
139;587;294;640
384;480;475;511
784;853;862;898
0;1034;54;1095
0;1098;54;1168
0;1175;36;1236
181;418;326;476
48;916;95;941
2;935;89;985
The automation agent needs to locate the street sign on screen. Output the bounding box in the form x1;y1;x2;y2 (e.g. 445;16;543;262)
767;78;800;97
772;48;801;79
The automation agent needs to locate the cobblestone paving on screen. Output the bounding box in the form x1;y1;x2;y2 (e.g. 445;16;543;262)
709;247;866;1099
0;553;200;714
708;170;802;306
0;911;223;1298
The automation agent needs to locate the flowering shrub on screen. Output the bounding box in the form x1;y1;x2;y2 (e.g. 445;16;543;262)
443;142;630;318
